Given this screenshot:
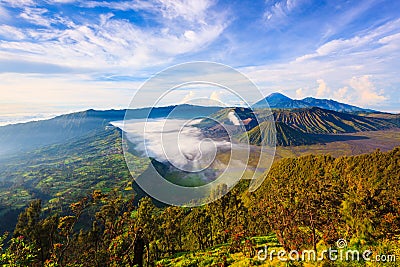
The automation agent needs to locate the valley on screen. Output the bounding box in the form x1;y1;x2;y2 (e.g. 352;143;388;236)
0;94;399;266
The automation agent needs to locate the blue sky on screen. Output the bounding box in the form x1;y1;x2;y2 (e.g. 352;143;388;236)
0;0;399;124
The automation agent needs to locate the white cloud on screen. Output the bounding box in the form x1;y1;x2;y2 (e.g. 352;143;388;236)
158;0;215;23
0;0;34;7
241;18;400;110
0;0;227;124
378;32;400;44
180;91;195;104
0;0;398;117
263;0;307;28
0;25;26;40
333;86;350;103
19;7;53;27
296;18;400;62
321;0;377;40
0;1;226;72
315;79;330;97
348;75;386;105
47;0;77;3
284;77;385;107
0;5;10;21
81;1;154;11
0;72;141;114
264;2;288;26
227;111;240;125
118;118;230;170
209;91;220;101
295;87;305;98
81;0;215;24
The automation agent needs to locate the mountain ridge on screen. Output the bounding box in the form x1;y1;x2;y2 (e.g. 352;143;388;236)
198;106;399;146
0;103;398;158
252;92;378;113
0;105;222;157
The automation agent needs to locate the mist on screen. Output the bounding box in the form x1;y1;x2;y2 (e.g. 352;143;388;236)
113;119;232;172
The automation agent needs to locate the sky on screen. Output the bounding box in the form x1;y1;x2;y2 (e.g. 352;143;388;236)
0;0;399;125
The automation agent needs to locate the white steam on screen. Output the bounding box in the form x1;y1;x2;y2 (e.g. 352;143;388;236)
227;111;240;125
113;119;231;171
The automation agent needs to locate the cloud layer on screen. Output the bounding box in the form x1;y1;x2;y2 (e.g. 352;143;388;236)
0;0;399;121
114;118;231;172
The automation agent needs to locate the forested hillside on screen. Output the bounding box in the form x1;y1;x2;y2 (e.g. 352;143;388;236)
0;128;150;232
1;147;398;266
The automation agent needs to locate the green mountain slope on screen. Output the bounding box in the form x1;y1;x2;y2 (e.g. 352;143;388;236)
240;121;318;146
0;105;222;157
0;128;149;231
272;107;397;134
0;109;125;157
198;106;398;146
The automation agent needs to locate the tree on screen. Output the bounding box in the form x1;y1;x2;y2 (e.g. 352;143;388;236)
14;199;58;264
184;208;212;250
134;197;158;265
160;206;184;255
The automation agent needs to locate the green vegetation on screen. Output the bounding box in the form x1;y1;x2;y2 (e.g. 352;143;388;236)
0;129;149;232
0;106;399;266
0;106;222;157
197;106;399;147
241;121;318;146
0;147;398;266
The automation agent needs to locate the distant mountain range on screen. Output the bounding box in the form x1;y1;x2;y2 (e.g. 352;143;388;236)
0;105;221;157
252;92;377;113
0;96;398;233
0;96;399;158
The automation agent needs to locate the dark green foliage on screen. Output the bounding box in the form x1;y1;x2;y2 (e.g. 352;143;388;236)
254;147;400;253
1;144;399;266
0;129;149;233
254;155;343;252
0;233;37;266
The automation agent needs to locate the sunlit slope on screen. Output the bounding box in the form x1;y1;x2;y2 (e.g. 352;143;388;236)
240;121;318;146
199;106;399;146
272;107;398;134
0;128;149;229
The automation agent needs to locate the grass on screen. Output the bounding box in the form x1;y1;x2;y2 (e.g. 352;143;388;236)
156;233;400;267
